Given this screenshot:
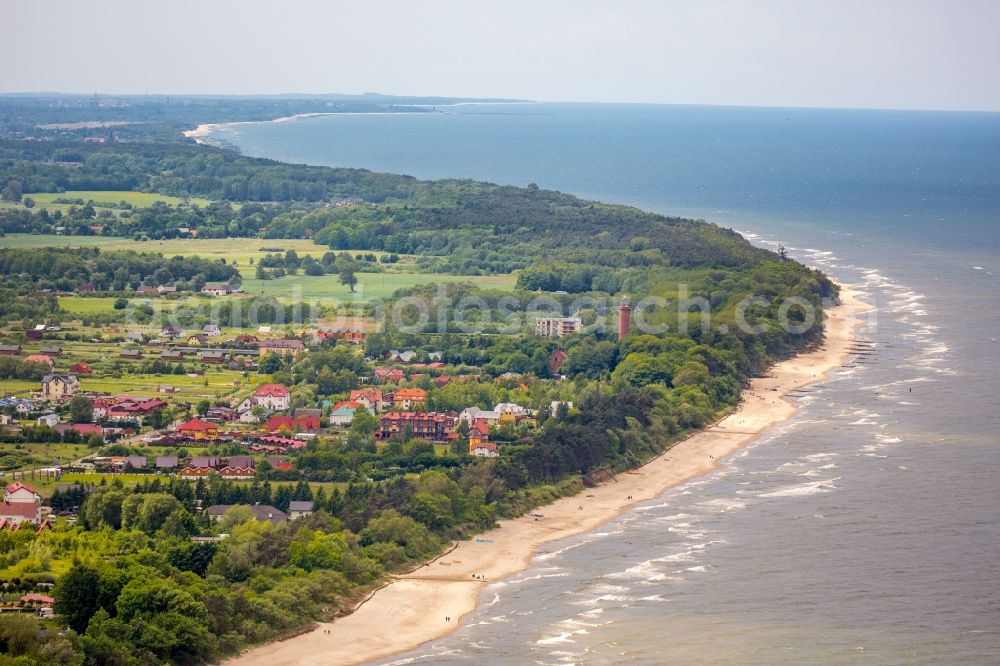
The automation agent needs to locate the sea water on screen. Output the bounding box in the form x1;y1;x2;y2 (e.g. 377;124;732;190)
213;104;1000;664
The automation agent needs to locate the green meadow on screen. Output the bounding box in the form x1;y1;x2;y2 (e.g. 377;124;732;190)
241;271;517;301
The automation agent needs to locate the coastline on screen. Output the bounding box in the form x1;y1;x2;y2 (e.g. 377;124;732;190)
229;286;872;666
183;109;447;145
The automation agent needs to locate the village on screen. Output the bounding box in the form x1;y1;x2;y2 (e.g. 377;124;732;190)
0;311;592;536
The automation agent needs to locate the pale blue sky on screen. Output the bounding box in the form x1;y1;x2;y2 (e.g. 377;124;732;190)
4;0;999;111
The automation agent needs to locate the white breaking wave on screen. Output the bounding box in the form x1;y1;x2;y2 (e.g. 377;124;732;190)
758;477;840;498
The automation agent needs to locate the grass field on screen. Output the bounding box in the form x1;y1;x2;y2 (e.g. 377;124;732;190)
0;234;330;265
241;271;517;301
25;190;212;208
81;371;245;400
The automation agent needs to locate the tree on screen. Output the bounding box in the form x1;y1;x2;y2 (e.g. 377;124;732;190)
1;180;22;203
349;409;378;437
69;395;94;423
259;352;283;374
196;399;211;416
53;564;102;633
335;253;358;292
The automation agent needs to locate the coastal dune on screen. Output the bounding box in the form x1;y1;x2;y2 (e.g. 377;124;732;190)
231;287;871;666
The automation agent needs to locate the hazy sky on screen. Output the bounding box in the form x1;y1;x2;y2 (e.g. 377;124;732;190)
5;0;999;111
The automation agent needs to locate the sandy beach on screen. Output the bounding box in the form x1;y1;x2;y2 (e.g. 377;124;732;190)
230;286;871;666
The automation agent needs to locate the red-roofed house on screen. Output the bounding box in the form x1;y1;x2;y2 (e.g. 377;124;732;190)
177;418;219;440
262;414;321;434
470;440;498;457
1;482;41;525
374;367;406;383
390;387;428;410
350;389;384;412
252;383;290;411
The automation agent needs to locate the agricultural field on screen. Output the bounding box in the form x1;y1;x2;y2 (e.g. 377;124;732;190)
0;190;215;216
241;270;517;301
1;233;327;266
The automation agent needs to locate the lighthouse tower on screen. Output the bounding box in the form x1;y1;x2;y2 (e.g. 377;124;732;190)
618;295;631;341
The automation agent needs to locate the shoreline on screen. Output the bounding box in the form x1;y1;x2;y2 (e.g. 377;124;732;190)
183;108;448;145
229;286;872;666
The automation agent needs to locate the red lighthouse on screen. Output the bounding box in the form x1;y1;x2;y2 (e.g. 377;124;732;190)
618;295;631;341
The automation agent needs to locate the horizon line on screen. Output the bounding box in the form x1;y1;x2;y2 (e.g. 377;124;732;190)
1;90;998;115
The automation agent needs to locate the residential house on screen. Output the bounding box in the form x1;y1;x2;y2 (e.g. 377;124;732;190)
317;328;366;344
288;501;314;520
41;375;79;400
202;324;222;337
125;331;145;344
39;346;62;357
191;456;221;469
178;467;214;481
24;354;54;368
251;383;290;411
160;349;184;362
69;362;93;375
186;334;208;346
36;413;60;427
233;334;259;346
0;482;42;526
258;339;305;357
548;348;568;374
119;348;143;360
227;456;254;469
387;350;417;363
458;406;499;426
391;388;428;410
0;345;22;356
123;456;147;470
204;406;235;423
218;466;255;481
27;324;45;341
329;400;362;427
377;411;455;442
176;418;219;440
263;415;320;433
155;456;179;471
201;283;234;296
200;350;225;364
294;407;322;419
205;504;286;524
470;440;499;457
374;367;406;383
76;284;96;293
72;423;103;436
137;285;157;295
349;389;384;412
160;325;182;339
157;285;177;295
